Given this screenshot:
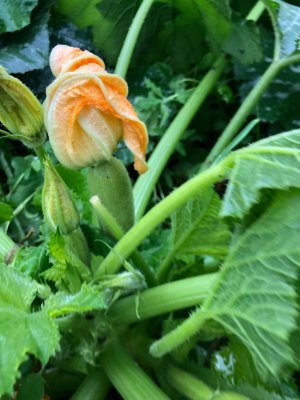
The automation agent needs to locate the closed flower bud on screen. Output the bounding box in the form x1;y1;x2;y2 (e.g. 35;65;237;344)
44;45;148;174
0;66;45;146
42;160;80;235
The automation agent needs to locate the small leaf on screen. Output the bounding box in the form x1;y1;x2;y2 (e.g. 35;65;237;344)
44;283;107;318
222;129;300;218
0;0;38;33
12;244;48;278
171;187;231;258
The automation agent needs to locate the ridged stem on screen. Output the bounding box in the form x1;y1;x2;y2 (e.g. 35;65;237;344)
90;196;156;286
101;341;169;400
109;273;217;324
71;369;110;400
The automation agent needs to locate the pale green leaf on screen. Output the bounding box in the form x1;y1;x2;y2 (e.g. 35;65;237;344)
222;129;300;218
44;283;107;318
0;265;59;396
201;190;299;379
171;187;231;258
0;0;38;33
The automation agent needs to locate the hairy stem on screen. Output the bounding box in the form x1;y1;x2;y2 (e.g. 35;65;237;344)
202;54;300;169
109;273;217;324
101;341;169;400
90;195;156;286
95;157;233;278
115;0;155;78
150;307;208;358
133;56;227;220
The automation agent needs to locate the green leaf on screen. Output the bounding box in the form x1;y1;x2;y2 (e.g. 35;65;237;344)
43;232;91;292
192;0;231;51
263;0;300;57
223;21;263;64
0;201;13;223
0;265;59;396
199;189;299;379
222;129;300;218
0;0;38;33
0;0;52;73
171;187;231;258
12;244;47;278
44;283;107;318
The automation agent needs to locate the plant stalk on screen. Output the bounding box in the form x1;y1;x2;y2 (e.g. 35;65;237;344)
71;369;110;400
90;195;156;286
101;341;169;400
202;54;300;169
115;0;155;78
150;307;208;358
95;156;233;278
133;56;227;220
109;273;217;324
166;365;212;400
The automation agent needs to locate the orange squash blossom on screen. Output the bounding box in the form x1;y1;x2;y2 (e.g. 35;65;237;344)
44;45;148;174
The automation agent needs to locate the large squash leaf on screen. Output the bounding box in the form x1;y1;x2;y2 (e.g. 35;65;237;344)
222;129;300;218
201;189;299;379
0;0;38;34
0;265;59;396
152;190;300;381
170;187;231;258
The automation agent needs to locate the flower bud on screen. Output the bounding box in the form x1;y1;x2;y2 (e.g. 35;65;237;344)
42;160;80;235
44;45;148;174
0;66;45;146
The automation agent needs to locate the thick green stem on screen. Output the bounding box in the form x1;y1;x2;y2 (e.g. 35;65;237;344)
156;249;175;283
115;0;155;78
166;365;212;400
150;307;207;358
95;157;233;278
90;195;156;286
71;369;110;400
133;56;227;220
202;54;300;169
0;228;16;263
101;341;169;400
109;273;217;324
